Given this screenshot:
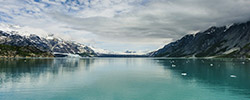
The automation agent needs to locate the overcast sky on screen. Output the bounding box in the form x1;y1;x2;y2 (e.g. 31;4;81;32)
0;0;250;52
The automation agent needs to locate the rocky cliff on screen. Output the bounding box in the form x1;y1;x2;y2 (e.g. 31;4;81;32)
149;21;250;58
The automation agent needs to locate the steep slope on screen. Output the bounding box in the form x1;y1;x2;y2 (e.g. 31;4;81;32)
0;44;53;57
150;21;250;58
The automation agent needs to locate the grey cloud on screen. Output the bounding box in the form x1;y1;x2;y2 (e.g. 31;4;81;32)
1;0;250;51
49;0;250;42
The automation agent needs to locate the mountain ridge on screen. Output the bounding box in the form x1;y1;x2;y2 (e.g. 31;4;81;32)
0;44;53;57
149;21;250;58
0;29;96;57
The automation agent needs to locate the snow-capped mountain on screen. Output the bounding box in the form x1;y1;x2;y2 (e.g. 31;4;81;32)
89;46;147;56
149;21;250;58
0;24;96;57
0;23;48;37
0;23;147;57
88;46;115;55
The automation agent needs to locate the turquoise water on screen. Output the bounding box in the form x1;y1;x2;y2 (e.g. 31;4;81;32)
0;58;250;100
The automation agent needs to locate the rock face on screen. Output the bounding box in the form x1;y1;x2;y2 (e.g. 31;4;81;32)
0;30;96;57
149;21;250;58
0;44;53;57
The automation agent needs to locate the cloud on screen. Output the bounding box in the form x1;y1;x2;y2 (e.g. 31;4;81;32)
48;0;250;40
0;0;250;51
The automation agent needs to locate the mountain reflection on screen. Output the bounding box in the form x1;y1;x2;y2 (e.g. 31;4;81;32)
0;58;250;100
0;58;95;86
155;58;250;98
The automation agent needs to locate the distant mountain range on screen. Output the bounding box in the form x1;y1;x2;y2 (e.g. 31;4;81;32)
1;20;250;58
0;24;96;57
149;21;250;58
0;24;146;57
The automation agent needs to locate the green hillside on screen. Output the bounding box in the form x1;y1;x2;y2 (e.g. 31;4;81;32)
0;44;54;57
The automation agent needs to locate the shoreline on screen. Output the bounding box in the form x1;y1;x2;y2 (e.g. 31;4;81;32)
0;56;249;60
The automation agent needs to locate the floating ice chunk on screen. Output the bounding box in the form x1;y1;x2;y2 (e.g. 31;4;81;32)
242;62;245;64
170;60;175;63
210;64;213;66
171;64;176;67
181;73;187;76
230;75;237;78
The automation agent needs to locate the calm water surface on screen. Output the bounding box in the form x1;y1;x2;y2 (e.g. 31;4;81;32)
0;58;250;100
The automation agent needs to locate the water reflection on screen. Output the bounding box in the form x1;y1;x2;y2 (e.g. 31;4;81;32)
0;58;249;100
154;58;250;98
0;58;95;89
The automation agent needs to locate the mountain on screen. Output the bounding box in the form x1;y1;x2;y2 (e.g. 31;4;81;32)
149;21;250;58
0;24;96;57
0;44;53;57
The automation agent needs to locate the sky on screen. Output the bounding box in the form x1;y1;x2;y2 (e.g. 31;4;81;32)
0;0;250;52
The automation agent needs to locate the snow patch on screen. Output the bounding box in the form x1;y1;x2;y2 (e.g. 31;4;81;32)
89;46;115;54
0;36;7;39
224;23;234;32
53;52;81;58
89;46;147;55
0;23;48;37
223;48;240;55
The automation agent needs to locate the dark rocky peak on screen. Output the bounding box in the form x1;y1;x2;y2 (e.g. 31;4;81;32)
150;20;250;58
